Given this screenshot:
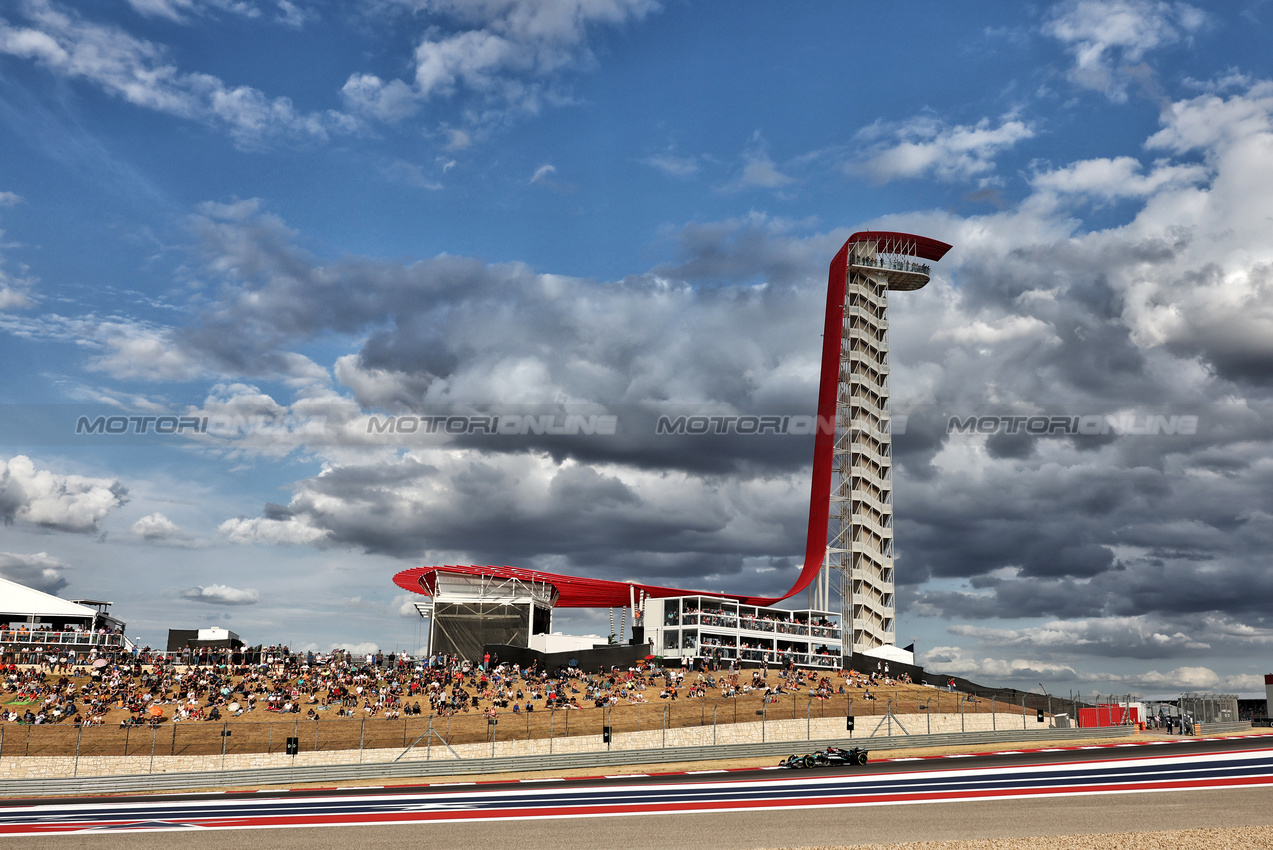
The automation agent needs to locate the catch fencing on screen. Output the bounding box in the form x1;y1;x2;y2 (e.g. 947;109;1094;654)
0;688;1044;760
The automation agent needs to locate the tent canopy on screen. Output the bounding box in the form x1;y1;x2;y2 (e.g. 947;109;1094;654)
0;576;98;620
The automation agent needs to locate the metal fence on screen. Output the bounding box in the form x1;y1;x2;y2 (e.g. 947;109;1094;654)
0;688;1044;761
1180;693;1240;724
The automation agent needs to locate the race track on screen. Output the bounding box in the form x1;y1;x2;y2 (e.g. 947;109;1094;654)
3;736;1273;845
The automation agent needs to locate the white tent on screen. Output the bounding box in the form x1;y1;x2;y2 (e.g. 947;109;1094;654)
0;575;98;623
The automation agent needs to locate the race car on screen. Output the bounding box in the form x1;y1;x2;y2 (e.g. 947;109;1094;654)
778;746;869;768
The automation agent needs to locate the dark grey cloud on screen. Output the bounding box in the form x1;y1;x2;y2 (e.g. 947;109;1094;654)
0;552;69;595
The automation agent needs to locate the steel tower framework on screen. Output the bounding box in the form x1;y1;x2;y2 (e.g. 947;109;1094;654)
811;232;951;655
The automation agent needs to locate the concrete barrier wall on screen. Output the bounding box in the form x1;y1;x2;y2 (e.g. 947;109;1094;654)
0;711;1062;780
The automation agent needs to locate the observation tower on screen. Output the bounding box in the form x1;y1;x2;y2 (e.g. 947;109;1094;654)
811;232;952;654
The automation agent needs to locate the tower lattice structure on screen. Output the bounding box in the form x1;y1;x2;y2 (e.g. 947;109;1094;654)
812;232;949;656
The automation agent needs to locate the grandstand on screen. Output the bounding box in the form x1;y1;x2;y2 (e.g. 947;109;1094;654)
394;231;952;671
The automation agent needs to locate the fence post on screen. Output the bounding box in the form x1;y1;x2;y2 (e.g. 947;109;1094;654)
662;706;667;748
267;723;272;755
149;725;157;774
72;725;82;777
807;702;811;740
549;707;554;754
1021;694;1027;730
960;695;965;733
713;706;718;746
358;718;365;764
171;722;176;755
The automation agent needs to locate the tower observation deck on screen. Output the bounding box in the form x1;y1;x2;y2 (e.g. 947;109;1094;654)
813;232;952;654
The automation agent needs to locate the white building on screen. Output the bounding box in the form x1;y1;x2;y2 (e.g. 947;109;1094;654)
645;595;842;669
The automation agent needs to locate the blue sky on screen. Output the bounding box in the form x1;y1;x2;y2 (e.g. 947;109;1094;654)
3;0;1273;697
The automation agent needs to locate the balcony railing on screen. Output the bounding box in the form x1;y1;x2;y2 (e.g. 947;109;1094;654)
0;629;126;648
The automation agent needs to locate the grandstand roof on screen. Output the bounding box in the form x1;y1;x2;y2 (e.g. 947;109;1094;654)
393;565;785;609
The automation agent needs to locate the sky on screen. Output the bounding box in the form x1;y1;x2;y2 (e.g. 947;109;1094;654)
1;0;1272;699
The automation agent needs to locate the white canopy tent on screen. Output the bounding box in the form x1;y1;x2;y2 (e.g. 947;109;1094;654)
0;575;124;633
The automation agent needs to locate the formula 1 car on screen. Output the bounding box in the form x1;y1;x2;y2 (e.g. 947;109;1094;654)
778;746;869;768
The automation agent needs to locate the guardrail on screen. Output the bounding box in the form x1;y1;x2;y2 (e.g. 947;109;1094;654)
1197;721;1252;735
0;725;1136;797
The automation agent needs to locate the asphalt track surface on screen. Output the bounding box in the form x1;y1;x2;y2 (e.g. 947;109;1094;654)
4;736;1273;847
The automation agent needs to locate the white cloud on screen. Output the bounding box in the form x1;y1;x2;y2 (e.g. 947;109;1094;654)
528;163;572;191
644;152;699;178
919;645;1080;682
0;312;205;379
851;114;1034;184
0;551;68;594
124;0;265;24
444;128;471;150
344;0;658;127
950;617;1212;658
274;0;306;28
1043;0;1206;101
132;512;207;547
1129;665;1219;690
88;321;205;381
394;593;424;617
218;515;332;546
933;314;1056;346
178;583;260;605
1031;155;1208;200
381;159;443;191
0;0;354;147
340;73;419;123
0;257;36;311
0;191;21;207
132;512;182;539
1146;80;1273;154
720;134;794;192
123;0;197;21
0;455;127;533
330;640;379;656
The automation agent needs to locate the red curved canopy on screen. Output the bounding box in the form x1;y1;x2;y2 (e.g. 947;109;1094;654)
846;231;953;262
393;564;763;608
394;230;950;609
